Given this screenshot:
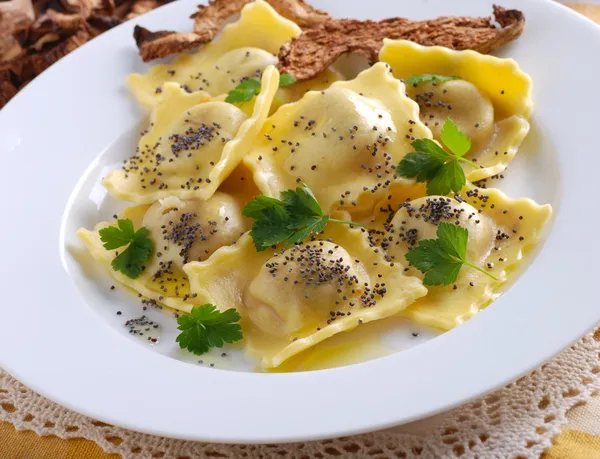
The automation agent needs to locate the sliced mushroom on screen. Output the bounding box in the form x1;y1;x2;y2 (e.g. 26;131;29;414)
0;35;24;63
125;0;169;19
267;0;329;27
278;5;525;81
23;9;83;46
87;13;122;34
0;0;35;32
1;0;35;62
134;25;207;62
12;25;92;83
58;0;115;18
0;68;19;107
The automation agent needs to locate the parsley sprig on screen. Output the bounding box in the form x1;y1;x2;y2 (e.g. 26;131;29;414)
176;304;242;355
225;73;296;104
406;74;459;86
405;222;498;286
243;184;363;251
396;119;478;196
99;218;153;279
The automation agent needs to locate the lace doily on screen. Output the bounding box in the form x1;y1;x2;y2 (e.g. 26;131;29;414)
1;329;599;459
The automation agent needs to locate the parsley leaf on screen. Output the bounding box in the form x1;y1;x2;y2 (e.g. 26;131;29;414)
224;78;262;103
281;184;323;219
99;218;153;279
396;119;478;196
440;117;471;156
250;205;296;248
241;195;283;219
278;73;297;87
406;74;460;86
243;183;362;251
426;158;466;196
404;222;498;286
225;73;297;104
98;218;135;249
176;304;242;356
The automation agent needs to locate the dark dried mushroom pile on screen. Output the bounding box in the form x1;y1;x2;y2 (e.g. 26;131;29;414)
0;0;175;108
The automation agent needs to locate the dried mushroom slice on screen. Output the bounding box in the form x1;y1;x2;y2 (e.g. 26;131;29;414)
0;0;35;34
0;69;18;107
57;0;116;16
24;9;84;47
278;5;525;81
126;0;168;19
190;0;253;43
0;0;34;62
87;14;123;33
134;26;207;62
14;26;92;81
0;36;23;63
266;0;329;27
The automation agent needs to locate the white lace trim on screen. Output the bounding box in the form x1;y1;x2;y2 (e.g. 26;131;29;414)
2;330;599;458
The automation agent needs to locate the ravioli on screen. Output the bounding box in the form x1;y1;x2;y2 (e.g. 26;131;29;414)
127;0;301;108
78;192;249;313
183;216;427;368
379;40;532;182
368;185;551;330
104;66;279;204
244;62;432;215
274;68;342;112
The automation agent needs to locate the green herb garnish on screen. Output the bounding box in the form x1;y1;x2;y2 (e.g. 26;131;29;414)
224;78;262;103
176;304;243;356
405;222;498;286
99;218;153;279
225;73;297;104
396;119;478;196
406;74;460;86
243;183;362;251
278;73;297;87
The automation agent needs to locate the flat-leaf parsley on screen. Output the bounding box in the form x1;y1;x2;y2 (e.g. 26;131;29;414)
225;73;297;104
405;222;498;286
176;304;243;355
243;183;362;251
396;119;478;196
99;218;153;279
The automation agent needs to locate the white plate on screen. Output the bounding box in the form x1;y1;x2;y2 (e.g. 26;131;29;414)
0;0;599;444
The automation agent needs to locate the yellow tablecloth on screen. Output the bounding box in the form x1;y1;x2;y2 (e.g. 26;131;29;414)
1;3;599;458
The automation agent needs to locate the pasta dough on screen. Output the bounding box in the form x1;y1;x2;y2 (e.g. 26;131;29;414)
127;0;301;108
76;1;554;371
104;66;279;204
78;192;249;313
379;39;532;182
244;62;432;214
368;185;551;330
184;216;427;368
